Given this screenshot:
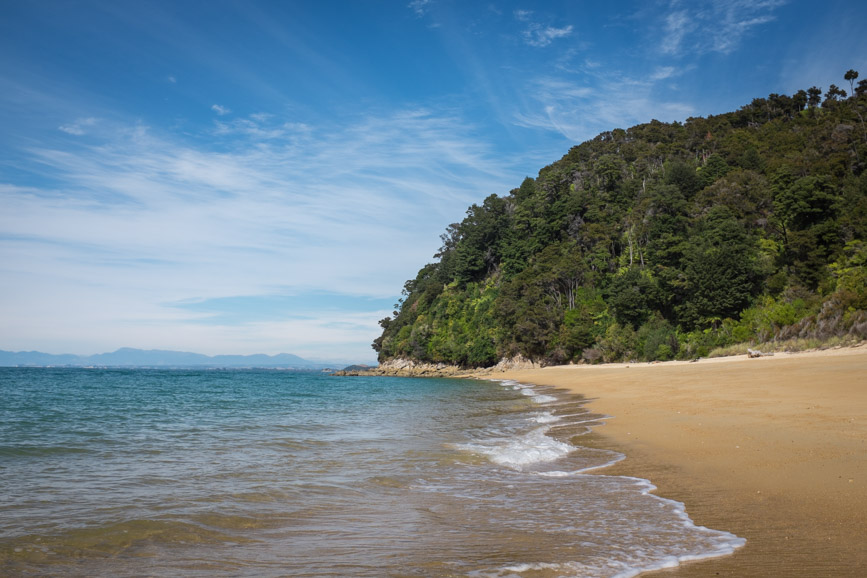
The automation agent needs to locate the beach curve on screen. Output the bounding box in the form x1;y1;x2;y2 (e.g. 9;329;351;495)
490;345;867;577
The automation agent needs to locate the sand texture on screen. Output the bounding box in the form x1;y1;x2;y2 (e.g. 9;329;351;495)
492;346;867;577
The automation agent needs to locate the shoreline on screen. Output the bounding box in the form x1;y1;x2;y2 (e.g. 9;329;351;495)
492;345;867;577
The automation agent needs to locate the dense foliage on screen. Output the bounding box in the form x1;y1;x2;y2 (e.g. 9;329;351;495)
374;72;867;366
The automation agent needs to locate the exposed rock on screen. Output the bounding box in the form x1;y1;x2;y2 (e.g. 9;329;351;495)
488;355;540;372
332;358;477;378
332;355;543;378
747;348;775;358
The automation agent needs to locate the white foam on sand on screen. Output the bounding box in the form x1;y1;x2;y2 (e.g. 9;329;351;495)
462;378;747;578
457;425;575;469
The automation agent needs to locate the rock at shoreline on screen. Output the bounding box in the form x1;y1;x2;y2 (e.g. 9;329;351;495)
332;355;540;378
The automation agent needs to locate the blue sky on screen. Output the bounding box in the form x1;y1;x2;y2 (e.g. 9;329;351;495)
1;0;865;363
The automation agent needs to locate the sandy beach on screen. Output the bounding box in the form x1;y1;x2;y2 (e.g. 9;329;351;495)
493;345;867;577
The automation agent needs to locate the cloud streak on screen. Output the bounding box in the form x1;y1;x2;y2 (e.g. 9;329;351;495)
58;117;98;135
659;0;788;56
514;10;574;47
408;0;432;17
0;107;524;358
524;24;574;47
507;1;786;144
512;72;694;143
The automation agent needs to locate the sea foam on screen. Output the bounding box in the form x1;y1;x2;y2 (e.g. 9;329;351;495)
457;426;575;469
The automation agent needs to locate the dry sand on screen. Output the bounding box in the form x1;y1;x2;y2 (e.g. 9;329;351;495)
493;346;867;577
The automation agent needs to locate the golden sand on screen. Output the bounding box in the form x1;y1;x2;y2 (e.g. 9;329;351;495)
493;346;867;577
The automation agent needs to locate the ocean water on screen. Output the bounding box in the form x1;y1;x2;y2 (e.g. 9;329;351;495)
0;368;743;577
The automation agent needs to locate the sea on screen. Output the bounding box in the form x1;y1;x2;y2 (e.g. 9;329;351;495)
0;367;744;577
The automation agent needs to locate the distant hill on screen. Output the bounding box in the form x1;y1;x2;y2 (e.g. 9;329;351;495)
0;348;335;369
340;364;378;372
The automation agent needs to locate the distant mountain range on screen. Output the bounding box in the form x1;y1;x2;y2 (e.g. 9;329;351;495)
0;348;342;369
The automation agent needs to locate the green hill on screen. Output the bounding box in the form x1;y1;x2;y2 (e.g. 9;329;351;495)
374;71;867;367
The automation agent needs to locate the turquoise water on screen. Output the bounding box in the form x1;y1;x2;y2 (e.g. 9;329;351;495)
0;368;743;576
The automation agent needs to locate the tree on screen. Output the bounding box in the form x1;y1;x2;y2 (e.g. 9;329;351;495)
607;268;659;329
697;153;730;188
496;272;563;360
533;242;588;310
665;160;702;198
823;84;847;106
645;184;689;268
775;175;837;231
439;194;511;286
774;176;840;289
807;86;822;108
678;207;758;328
595;154;625;191
371;317;392;353
845;69;859;95
793;89;808;111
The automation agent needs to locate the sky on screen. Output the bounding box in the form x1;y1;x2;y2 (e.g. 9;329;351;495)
1;0;865;363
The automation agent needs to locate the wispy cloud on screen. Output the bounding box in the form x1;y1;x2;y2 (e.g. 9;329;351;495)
659;0;787;56
409;0;432;17
511;0;783;145
213;115;311;140
1;107;523;357
211;103;231;115
513;73;694;143
650;66;679;81
58;117;98;135
661;10;692;55
524;24;574;48
515;10;573;47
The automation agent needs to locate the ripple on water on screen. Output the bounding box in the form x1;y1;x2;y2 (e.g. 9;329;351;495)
0;369;744;577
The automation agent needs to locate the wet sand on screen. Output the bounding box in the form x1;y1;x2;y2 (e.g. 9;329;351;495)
493;346;867;577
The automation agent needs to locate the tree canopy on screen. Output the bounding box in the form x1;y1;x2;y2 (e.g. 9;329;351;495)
374;71;867;366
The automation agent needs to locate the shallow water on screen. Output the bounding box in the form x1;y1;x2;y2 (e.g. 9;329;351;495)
0;368;743;576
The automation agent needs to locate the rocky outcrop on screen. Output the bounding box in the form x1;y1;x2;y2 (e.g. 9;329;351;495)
332;358;473;377
488;354;540;371
331;355;542;378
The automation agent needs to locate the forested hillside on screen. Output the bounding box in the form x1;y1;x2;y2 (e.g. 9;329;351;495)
374;72;867;366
